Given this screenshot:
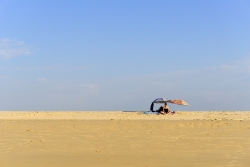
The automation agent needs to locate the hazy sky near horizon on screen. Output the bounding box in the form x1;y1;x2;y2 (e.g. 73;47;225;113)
0;0;250;111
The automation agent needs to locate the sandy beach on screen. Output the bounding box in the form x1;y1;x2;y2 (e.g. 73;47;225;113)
1;111;250;167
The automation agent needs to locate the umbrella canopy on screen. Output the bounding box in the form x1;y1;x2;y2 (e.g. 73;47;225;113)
167;99;189;106
152;98;169;103
150;98;189;112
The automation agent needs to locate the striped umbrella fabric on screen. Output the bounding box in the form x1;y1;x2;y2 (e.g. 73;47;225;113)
166;99;189;106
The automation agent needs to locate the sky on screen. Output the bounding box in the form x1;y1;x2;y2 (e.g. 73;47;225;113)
0;0;250;111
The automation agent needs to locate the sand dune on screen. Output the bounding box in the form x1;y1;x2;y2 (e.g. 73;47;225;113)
0;111;250;167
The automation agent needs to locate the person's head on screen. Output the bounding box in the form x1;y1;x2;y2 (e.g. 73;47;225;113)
164;103;167;106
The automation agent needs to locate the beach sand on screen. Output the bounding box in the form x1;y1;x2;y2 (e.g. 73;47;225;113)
0;111;250;167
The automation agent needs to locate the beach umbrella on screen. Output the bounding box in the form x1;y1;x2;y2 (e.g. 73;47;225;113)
150;98;189;112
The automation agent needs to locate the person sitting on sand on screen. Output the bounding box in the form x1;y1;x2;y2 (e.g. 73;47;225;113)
156;103;170;114
162;103;170;114
156;106;164;113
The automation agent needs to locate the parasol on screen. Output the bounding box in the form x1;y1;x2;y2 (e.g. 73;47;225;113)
150;98;189;112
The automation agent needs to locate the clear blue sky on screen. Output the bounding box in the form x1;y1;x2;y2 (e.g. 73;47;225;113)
0;0;250;111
